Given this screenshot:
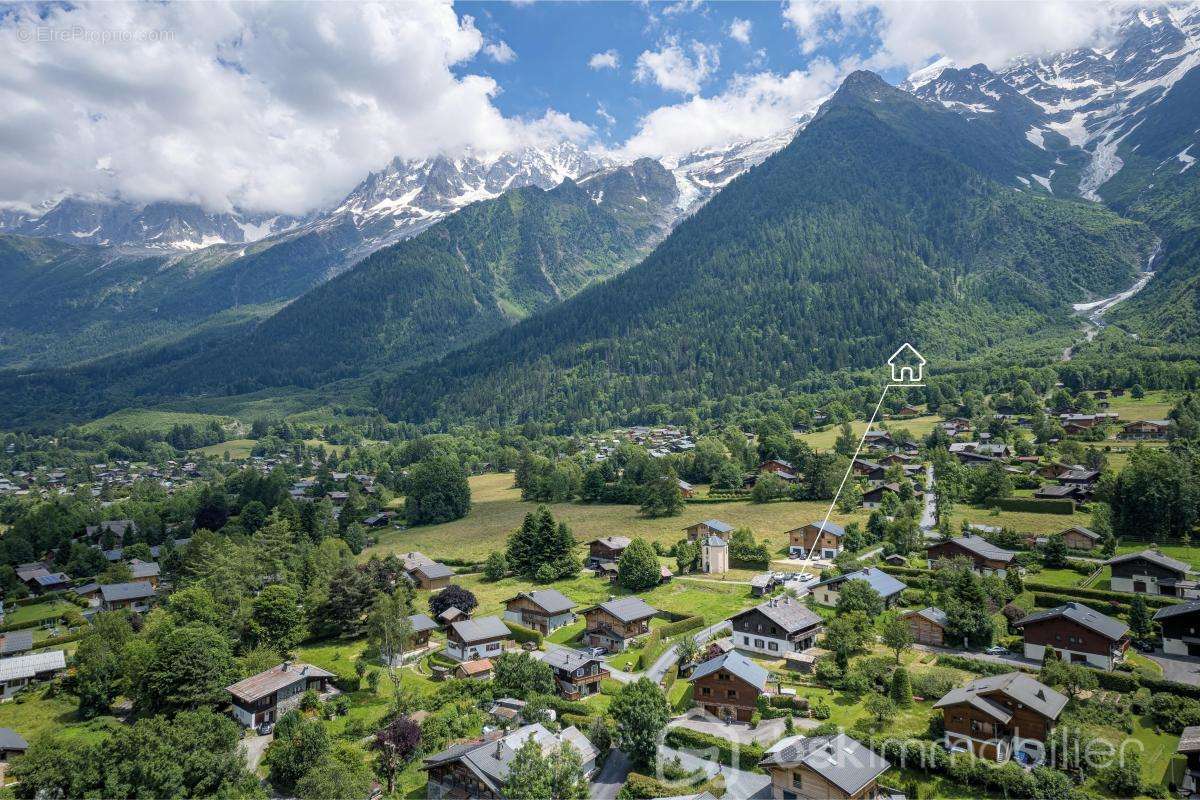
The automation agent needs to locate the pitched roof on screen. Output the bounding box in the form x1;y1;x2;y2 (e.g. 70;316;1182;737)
905;607;949;628
225;662;335;703
415;561;454;580
100;581;155;602
505;589;576;615
0;650;66;683
805;520;846;537
1107;549;1192;575
1015;602;1129;641
408;613;439;633
1179;726;1200;754
540;648;605;673
128;560;161;579
589;536;631;550
698;519;734;533
811;568;907;599
586;596;657;623
423;723;597;794
456;659;494;676
33;572;69;587
1062;526;1101;540
0;727;28;752
761;734;890;795
732;597;823;634
933;672;1067;722
0;630;34;655
690;651;768;691
1153;598;1200;622
934;535;1015;563
450;616;511;643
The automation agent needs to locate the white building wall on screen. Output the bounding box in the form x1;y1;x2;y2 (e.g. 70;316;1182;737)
1163;638;1189;656
232;704;255;727
1024;643;1114;670
735;631;801;656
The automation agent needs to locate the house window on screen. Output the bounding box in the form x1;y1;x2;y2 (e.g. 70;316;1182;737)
743;636;750;645
701;687;711;696
727;689;737;699
768;642;778;652
754;639;764;648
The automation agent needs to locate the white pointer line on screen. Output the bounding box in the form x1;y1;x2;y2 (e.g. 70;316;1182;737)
798;382;921;574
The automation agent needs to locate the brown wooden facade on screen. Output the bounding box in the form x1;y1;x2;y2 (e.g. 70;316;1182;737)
692;666;761;722
787;523;842;557
902;611;945;647
941;698;1055;761
582;607;650;651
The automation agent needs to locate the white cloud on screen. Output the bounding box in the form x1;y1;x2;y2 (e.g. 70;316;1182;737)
483;40;517;63
619;60;842;160
663;0;704;15
782;0;1122;70
0;1;586;215
596;102;616;127
588;49;620;70
634;38;720;95
728;18;752;45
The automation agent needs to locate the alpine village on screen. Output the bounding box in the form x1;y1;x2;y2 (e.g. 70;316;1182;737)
4;4;1200;800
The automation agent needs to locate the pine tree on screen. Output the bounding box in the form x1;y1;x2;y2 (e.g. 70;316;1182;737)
890;667;913;708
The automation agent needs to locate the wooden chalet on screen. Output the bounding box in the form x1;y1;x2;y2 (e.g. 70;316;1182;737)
445;616;511;662
1120;419;1175;440
933;672;1067;762
683;519;735;542
224;661;334;728
759;733;900;800
810;568;907;609
1153;599;1200;656
926;534;1015;577
586;536;631;567
691;650;769;722
502;589;577;635
1058;526;1101;551
787;520;845;559
1014;602;1130;670
539;648;608;700
729;596;824;657
408;614;439;648
580;597;656;652
423;724;597;800
901;607;949;647
1107;549;1197;597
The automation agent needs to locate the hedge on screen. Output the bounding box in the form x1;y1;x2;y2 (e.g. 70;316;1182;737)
767;694;810;712
617;772;719;800
995;497;1076;515
560;712;595;731
1032;593;1132;618
0;613;68;634
1141;675;1200;700
503;621;543;646
637;615;705;670
1024;582;1178;609
663;727;764;772
32;630;84;650
934;654;1030;676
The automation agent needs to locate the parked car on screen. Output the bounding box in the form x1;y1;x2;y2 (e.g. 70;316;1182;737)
1132;639;1155;653
985;646;1008;656
257;721;274;736
587;646;607;657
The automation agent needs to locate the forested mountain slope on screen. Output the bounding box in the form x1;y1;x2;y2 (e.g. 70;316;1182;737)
372;72;1153;429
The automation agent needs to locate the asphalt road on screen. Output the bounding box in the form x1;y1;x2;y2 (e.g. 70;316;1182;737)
657;746;772;799
1149;650;1200;686
590;749;633;800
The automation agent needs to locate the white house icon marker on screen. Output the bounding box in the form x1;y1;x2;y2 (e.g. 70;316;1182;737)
887;343;926;383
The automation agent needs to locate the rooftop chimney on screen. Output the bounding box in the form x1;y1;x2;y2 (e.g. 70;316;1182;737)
281;661;290;671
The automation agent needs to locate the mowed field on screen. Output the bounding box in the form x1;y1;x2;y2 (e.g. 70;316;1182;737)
368;473;869;563
795;413;943;451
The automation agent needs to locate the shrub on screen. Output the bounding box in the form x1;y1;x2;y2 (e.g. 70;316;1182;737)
935;654;1022;676
995;498;1075;515
663;728;764;772
504;621;543;647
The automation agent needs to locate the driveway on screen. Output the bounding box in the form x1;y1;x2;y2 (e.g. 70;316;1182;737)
590;749;633;800
669;708;814;745
911;643;1039;671
240;732;272;771
548;621;732;686
1149;651;1200;686
657;746;771;799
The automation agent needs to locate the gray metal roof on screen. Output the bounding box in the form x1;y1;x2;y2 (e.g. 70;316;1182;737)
589;596;657;623
939;535;1015;563
933;672;1067;722
415;561;454;580
0;650;66;682
540;648;604;672
1015;602;1129;641
699;519;734;533
425;723;597;794
1154;598;1200;622
0;727;28;751
1108;549;1192;575
906;607;949;628
1062;526;1100;540
408;613;439;633
805;520;846;536
590;536;631;549
690;650;768;691
732;597;823;634
99;581;155;602
812;568;907;599
761;734;890;795
0;630;34;655
507;589;576;615
450;616;511;643
129;560;161;579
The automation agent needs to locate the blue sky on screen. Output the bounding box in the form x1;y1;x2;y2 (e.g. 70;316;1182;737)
460;1;895;147
0;1;1127;213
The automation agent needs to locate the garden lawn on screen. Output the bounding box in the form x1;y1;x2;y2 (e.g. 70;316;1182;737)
950;506;1094;536
1103;390;1180;423
795;415;943;452
366;474;867;563
3;600;73;627
0;686;118;745
1026;567;1091;588
192;439;256;459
